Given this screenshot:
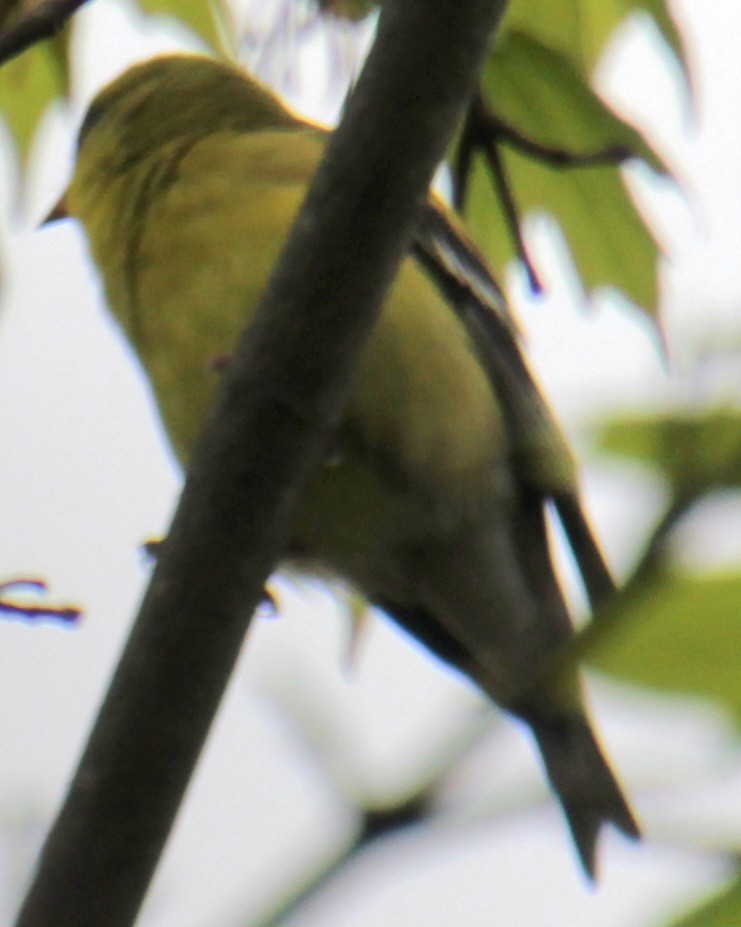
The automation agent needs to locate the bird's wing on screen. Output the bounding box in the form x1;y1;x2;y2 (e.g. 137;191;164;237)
413;203;616;609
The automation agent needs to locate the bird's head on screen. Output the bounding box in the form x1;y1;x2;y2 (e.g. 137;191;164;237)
45;54;297;224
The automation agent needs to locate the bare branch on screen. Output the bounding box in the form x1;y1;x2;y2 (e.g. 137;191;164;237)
481;135;542;293
490;117;633;170
244;710;498;927
0;578;80;624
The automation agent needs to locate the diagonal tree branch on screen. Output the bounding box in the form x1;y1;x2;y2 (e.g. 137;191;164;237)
13;1;511;926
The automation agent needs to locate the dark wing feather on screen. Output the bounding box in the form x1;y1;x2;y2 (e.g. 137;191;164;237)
413;204;616;611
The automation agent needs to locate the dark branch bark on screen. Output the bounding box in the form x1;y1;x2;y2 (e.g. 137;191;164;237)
13;1;510;925
0;0;89;66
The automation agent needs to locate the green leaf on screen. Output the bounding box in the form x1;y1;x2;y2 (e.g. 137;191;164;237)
326;0;690;73
501;0;689;82
586;572;741;721
598;410;741;499
0;37;69;167
134;0;225;54
459;0;690;316
672;876;741;927
484;32;665;168
465;32;661;314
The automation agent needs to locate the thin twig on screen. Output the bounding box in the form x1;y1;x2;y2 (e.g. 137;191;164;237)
569;494;699;665
489;116;633;170
452;91;542;292
469;87;634;171
238;711;498;927
451;97;478;212
625;494;698;584
451;89;635;294
0;578;80;624
481;138;542;293
253;796;433;927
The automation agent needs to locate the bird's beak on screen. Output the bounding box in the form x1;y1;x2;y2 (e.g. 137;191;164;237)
40;190;69;226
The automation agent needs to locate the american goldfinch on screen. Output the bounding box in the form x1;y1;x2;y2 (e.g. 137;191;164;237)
55;53;639;876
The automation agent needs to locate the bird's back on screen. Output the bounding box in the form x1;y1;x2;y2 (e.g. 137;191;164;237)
120;129;511;533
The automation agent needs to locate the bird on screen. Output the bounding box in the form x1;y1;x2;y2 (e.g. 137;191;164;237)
51;52;639;877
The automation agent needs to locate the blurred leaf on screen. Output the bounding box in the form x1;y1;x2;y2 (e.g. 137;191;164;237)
587;572;741;721
500;0;688;82
459;0;688;317
0;34;69;167
672;875;741;927
313;0;689;73
485;32;666;172
135;0;225;54
598;409;741;499
465;32;661;314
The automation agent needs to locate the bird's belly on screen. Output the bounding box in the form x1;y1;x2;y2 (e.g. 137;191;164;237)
286;433;509;609
286;444;428;601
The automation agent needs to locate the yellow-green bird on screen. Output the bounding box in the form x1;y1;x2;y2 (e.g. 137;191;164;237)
54;53;639;877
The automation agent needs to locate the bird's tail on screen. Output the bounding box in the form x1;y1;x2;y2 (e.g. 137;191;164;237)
528;713;640;880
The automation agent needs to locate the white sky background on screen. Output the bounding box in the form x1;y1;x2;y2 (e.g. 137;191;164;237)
0;0;739;925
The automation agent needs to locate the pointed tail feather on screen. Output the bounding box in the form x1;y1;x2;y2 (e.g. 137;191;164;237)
529;714;640;879
378;598;640;878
